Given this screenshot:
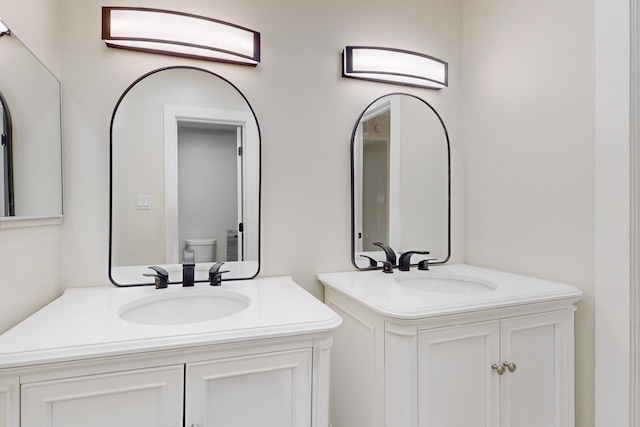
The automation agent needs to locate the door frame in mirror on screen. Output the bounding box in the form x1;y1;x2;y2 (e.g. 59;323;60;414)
108;66;262;286
350;92;451;270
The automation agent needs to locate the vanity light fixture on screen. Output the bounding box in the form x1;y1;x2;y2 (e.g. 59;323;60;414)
102;7;260;65
343;46;447;89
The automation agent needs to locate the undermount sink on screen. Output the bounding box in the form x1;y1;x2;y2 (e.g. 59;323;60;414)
395;275;497;294
118;289;251;325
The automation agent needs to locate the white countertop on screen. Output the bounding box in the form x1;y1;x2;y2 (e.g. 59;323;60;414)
318;264;583;320
0;276;341;369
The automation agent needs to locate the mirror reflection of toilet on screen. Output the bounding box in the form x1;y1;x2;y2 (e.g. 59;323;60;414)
184;238;217;262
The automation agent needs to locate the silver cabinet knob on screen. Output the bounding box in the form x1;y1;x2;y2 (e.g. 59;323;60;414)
492;363;505;375
502;361;517;372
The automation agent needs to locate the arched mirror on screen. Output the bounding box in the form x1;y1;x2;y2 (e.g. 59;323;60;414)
110;66;261;286
351;93;450;269
0;19;63;220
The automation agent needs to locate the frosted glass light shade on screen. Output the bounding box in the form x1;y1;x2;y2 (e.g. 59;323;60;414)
102;7;260;66
343;46;447;89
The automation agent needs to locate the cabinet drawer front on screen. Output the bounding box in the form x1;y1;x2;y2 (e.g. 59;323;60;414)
186;349;312;427
418;321;500;427
21;365;184;427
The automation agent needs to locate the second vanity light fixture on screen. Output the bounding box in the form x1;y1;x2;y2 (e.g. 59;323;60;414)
102;7;260;65
343;46;447;89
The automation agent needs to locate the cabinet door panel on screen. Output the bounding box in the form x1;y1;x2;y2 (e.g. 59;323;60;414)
186;349;312;427
500;311;568;427
0;377;18;427
21;365;184;427
418;321;500;427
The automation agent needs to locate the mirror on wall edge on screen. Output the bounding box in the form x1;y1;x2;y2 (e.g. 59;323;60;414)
109;66;261;286
351;93;450;270
0;19;63;220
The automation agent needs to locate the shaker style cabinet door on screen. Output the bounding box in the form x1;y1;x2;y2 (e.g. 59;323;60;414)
418;321;501;427
0;377;18;427
20;365;184;427
499;311;570;427
418;311;571;427
185;349;313;427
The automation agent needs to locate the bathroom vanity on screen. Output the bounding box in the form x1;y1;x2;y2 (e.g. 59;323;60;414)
318;264;582;427
0;277;341;427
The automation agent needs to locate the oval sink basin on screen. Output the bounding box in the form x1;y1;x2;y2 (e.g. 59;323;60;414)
119;290;251;325
395;275;497;294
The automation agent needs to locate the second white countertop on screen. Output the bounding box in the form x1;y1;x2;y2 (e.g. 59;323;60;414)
318;264;583;320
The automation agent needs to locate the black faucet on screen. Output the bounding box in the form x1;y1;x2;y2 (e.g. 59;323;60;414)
183;249;195;287
144;266;169;289
209;262;229;286
398;251;430;271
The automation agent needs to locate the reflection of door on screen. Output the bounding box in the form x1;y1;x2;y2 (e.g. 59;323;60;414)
164;105;253;264
362;139;389;251
177;123;241;262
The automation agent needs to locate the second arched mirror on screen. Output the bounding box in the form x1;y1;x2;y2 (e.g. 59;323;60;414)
351;93;450;270
110;66;261;286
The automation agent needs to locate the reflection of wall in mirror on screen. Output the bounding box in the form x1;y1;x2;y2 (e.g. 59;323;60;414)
0;32;61;217
398;97;448;258
112;71;247;266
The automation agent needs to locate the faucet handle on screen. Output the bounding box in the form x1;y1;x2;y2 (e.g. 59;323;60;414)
144;266;170;289
417;258;437;271
381;261;394;274
209;262;230;286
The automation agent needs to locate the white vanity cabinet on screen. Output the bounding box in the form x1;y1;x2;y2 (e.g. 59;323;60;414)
1;340;326;427
0;277;341;427
318;265;582;427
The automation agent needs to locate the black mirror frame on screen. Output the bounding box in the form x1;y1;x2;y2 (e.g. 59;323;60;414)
350;92;451;270
108;65;262;286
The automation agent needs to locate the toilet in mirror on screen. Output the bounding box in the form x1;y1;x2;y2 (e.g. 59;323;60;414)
351;93;450;270
109;66;260;286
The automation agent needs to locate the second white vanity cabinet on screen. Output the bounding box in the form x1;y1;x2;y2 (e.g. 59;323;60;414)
318;264;582;427
418;310;571;427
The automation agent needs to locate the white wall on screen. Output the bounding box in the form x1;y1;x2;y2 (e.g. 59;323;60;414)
594;0;631;425
462;0;595;425
1;0;616;425
56;0;465;294
0;0;62;332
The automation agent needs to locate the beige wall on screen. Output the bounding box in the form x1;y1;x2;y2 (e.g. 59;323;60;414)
463;0;595;425
0;0;617;425
0;0;62;332
56;0;465;293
